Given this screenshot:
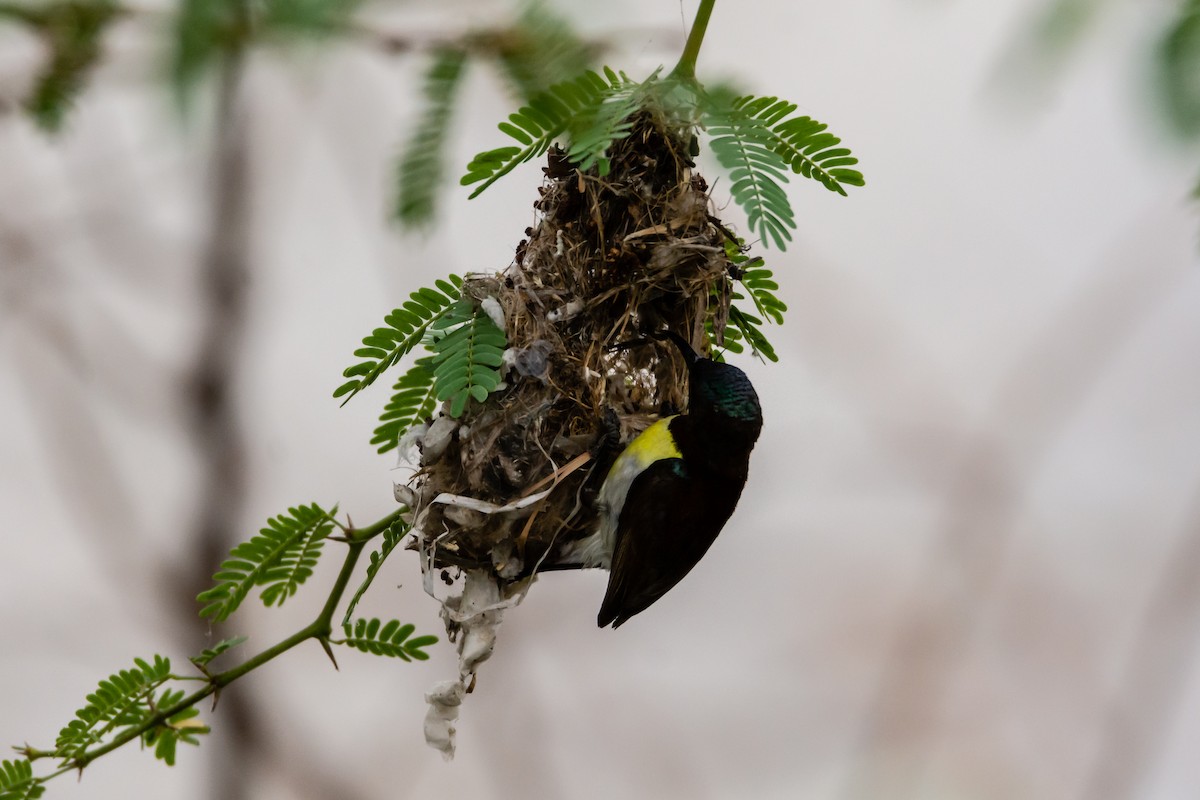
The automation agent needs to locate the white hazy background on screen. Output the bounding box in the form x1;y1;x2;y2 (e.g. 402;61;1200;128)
3;1;1200;798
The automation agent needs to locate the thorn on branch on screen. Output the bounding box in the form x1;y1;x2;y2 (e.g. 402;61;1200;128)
318;638;340;671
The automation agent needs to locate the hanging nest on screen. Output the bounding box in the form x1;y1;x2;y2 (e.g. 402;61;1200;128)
407;105;743;756
405;108;740;578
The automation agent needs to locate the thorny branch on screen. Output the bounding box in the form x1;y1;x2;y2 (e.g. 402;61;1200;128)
18;506;404;787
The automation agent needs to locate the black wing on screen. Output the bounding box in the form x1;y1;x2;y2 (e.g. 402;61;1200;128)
597;458;738;628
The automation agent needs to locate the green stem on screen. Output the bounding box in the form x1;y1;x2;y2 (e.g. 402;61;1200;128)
37;515;381;772
308;540;365;639
669;0;717;80
346;504;408;544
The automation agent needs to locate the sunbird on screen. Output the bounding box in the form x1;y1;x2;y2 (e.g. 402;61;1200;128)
581;330;763;628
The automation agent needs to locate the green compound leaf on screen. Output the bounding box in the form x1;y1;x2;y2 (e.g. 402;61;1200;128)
487;0;596;98
704;94;863;250
566;70;642;176
772;112;866;196
334;276;462;404
741;266;787;325
196;503;336;621
462;67;639;197
338;618;438;662
371;359;437;454
0;0;120;132
707;238;782;361
396;47;468;227
729;305;777;363
1158;2;1200;138
140;688;209;767
0;759;43;800
189;636;249;669
724;238;786;325
172;0;362;113
430;299;507;418
707;107;794;250
170;0;236;111
258;0;362;36
342;517;409;626
705;314;744;359
53;655;172;763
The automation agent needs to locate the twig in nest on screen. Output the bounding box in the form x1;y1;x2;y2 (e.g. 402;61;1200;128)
521;451;592;497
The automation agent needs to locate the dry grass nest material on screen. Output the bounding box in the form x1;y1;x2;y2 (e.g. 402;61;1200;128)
405;108;741;586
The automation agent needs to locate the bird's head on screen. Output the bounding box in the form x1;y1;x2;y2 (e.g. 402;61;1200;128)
649;331;763;436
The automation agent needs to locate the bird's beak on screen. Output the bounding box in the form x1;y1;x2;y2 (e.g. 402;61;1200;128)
648;330;702;367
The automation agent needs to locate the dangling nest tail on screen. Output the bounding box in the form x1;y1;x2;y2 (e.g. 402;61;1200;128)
403;106;741;587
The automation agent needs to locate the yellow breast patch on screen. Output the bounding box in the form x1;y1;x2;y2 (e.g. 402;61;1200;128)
611;416;681;473
574;416;682;569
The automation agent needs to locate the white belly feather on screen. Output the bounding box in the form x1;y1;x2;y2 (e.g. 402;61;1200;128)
572;416;681;569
